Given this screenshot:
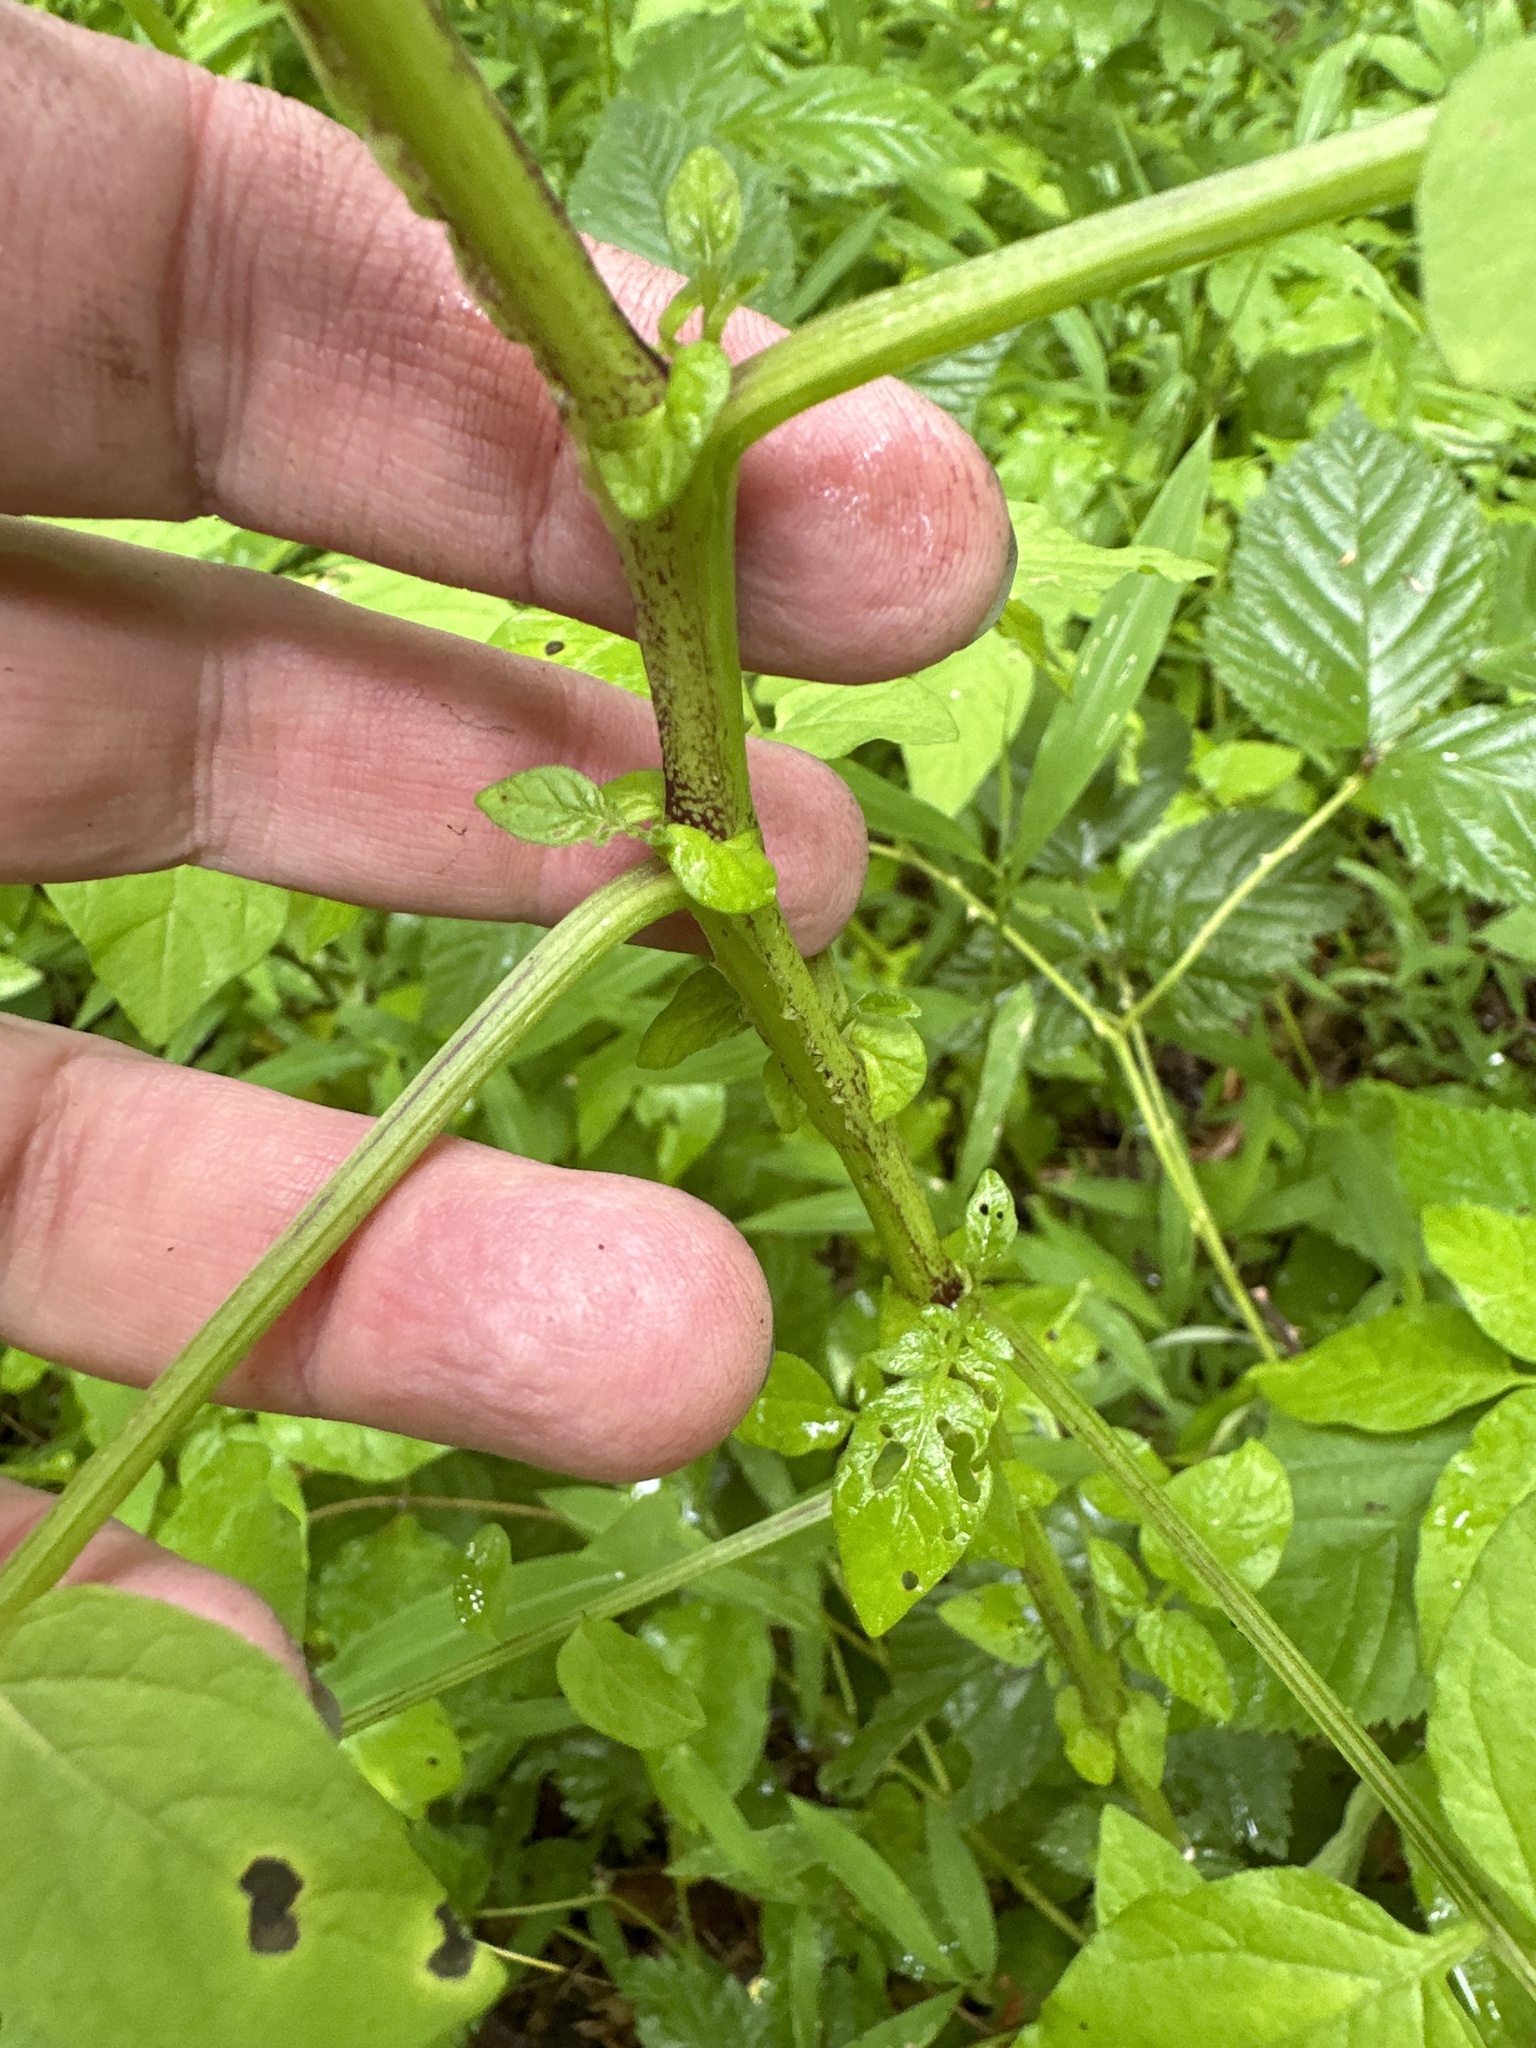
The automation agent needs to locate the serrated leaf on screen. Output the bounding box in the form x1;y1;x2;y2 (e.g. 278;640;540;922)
725;66;982;194
0;1588;502;2047
937;1581;1047;1668
1423;1205;1536;1362
1428;1489;1536;1926
1140;1442;1292;1606
475;765;617;848
1252;1303;1524;1433
769;675;958;761
1392;1089;1536;1212
638;965;747;1071
1416;1388;1536;1666
1008;499;1212;630
45;869;289;1048
1039;1867;1480;2047
788;1798;953;1978
1121;811;1348;1028
1135;1607;1234;1720
1206;405;1491;756
1374;704;1536;902
665;143;742;276
734;1351;853;1459
1419;39;1536;392
657;823;779;913
834;1373;994;1637
556;1618;706;1751
1095;1807;1203;1928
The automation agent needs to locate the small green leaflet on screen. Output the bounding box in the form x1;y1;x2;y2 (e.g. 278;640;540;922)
938;1581;1047;1667
963;1168;1019;1275
1007;498;1211;630
1194;741;1303;808
489;607;650;695
665;143;743;278
1055;1684;1117;1785
157;1437;309;1640
655;823;779;913
590;340;733;521
1423;1206;1536;1363
768;674;957;760
253;1416;448;1483
1038;1867;1480;2047
1120;812;1347;1029
1416;1388;1536;1665
1252;1302;1526;1433
787;1797;953;1978
0;1588;502;2048
1428;1490;1536;1928
1134;1607;1234;1721
1140;1440;1293;1606
847;989;928;1122
556;1617;706;1751
1419;38;1536;392
342;1701;463;1821
734;1351;854;1458
1206;403;1491;757
1373;704;1536;902
476;764;665;848
1094;1807;1203;1928
638;964;747;1070
1087;1536;1150;1620
45;869;290;1048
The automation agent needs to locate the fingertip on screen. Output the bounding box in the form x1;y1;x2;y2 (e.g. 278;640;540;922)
750;738;868;953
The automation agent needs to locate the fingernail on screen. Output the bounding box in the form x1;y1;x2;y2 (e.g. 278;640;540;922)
971;520;1018;642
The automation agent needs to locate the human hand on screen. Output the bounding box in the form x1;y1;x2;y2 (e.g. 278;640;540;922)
0;3;1013;1674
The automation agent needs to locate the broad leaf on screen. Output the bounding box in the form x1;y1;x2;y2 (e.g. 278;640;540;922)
638;966;746;1071
1428;1490;1536;1926
725;67;982;194
901;635;1034;819
937;1581;1048;1668
1416;1388;1536;1665
1121;812;1348;1028
641;1602;774;1798
46;869;289;1048
1038;1867;1479;2046
1423;1205;1536;1362
341;1701;463;1821
1140;1441;1293;1606
1391;1090;1536;1213
1374;704;1536;902
734;1352;854;1458
769;675;957;761
1007;500;1211;630
1206;404;1490;756
1251;1303;1525;1433
834;1372;994;1637
1134;1607;1234;1721
1419;39;1536;392
847;990;928;1122
490;607;650;695
475;765;618;848
1095;1807;1203;1928
157;1438;308;1640
0;1588;502;2047
556;1617;707;1751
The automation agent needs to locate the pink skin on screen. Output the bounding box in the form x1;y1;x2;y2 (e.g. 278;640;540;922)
0;5;1013;1678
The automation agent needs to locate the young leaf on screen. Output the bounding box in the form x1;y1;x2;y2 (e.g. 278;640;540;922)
953;985;1037;1201
1087;1536;1150;1620
847;990;928;1122
924;1801;997;1977
556;1617;707;1750
1134;1608;1234;1721
833;1373;994;1636
1056;1684;1118;1785
475;764;618;848
1373;704;1536;901
964;1169;1019;1274
734;1351;855;1458
1416;1388;1536;1666
1120;811;1347;1028
1094;1806;1202;1928
769;674;958;761
1251;1303;1525;1433
1428;1490;1536;1927
1419;38;1536;392
641;1599;774;1797
1206;404;1490;756
1009;429;1212;867
342;1701;463;1822
655;822;779;913
1038;1867;1479;2046
45;869;289;1048
591;339;733;521
937;1581;1048;1668
724;66;983;195
1194;741;1303;808
787;1797;953;1979
664;143;743;278
1140;1442;1292;1606
1422;1205;1536;1362
0;1588;502;2047
1117;1692;1169;1793
490;605;651;694
157;1438;309;1641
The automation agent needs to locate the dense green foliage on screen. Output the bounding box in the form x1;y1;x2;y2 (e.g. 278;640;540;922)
6;1;1536;2044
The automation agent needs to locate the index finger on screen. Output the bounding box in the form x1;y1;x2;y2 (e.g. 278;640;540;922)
1;8;1013;684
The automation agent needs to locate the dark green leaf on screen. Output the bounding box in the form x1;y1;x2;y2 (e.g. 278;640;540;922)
638;966;747;1071
1373;704;1536;901
788;1798;953;1977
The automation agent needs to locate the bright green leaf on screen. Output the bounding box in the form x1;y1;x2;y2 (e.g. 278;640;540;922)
769;675;958;761
1140;1441;1293;1607
475;765;619;848
735;1351;854;1458
937;1580;1047;1667
1392;1090;1536;1213
254;1416;447;1483
665;143;743;276
1423;1205;1536;1362
1087;1537;1149;1620
591;340;732;521
964;1169;1018;1274
158;1438;308;1640
1194;742;1303;807
343;1701;464;1821
656;823;779;913
489;607;650;695
1252;1303;1524;1432
640;1599;774;1796
1416;1388;1536;1665
1134;1607;1234;1721
1008;499;1212;631
1095;1806;1203;1927
902;635;1034;819
847;989;928;1122
1056;1684;1118;1785
556;1617;706;1751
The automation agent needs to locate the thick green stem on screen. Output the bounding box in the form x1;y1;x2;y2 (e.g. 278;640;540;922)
993;1308;1536;2001
718;109;1434;456
0;865;686;1628
283;0;664;430
340;1488;834;1731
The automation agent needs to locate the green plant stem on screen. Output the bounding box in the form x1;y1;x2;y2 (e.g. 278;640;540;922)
342;1487;834;1731
718;110;1434;455
993;1307;1536;2001
967;1831;1087;1947
1121;772;1368;1028
0;864;686;1630
306;1495;560;1526
1015;1502;1180;1842
281;0;664;431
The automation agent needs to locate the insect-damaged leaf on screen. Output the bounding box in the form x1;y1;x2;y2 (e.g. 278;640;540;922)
0;1588;502;2048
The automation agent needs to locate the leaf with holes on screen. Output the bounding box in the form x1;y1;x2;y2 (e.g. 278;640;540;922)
834;1373;994;1637
1120;812;1348;1028
1206;404;1490;758
0;1587;501;2048
1373;704;1536;903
